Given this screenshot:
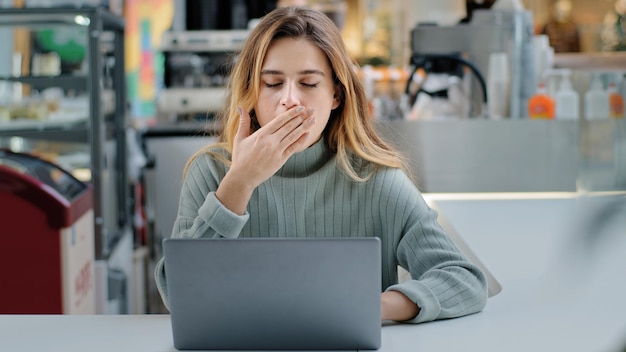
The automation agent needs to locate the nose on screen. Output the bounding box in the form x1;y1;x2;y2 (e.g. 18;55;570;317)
280;81;300;108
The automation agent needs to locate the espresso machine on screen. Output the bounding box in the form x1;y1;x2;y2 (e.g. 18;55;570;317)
156;0;276;124
156;30;249;123
409;9;535;118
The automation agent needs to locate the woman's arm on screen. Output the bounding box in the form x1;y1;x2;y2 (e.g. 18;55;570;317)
390;198;488;323
375;170;488;323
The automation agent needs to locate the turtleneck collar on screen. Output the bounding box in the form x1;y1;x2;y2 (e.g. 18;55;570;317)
276;137;333;178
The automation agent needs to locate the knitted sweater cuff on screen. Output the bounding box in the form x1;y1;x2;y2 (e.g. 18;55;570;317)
386;280;440;323
197;192;249;238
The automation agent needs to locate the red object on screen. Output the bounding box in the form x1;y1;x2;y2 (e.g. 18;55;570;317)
608;83;624;119
0;165;92;314
528;83;555;119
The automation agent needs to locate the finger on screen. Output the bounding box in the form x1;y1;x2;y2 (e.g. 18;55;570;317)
265;106;307;134
278;113;314;143
235;106;251;143
273;108;315;142
283;132;311;158
280;116;316;156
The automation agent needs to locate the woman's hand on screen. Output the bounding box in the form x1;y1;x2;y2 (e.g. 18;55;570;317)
215;105;315;215
381;291;420;322
232;105;315;186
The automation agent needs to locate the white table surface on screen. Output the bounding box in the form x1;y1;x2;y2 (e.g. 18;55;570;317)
2;195;625;352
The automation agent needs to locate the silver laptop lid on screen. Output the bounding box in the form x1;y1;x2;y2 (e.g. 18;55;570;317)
163;237;382;350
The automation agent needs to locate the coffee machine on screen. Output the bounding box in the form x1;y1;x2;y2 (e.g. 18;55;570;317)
405;51;488;120
409;9;535;118
157;30;249;123
156;0;278;124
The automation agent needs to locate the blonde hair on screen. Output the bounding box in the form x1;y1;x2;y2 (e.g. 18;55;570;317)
186;6;408;181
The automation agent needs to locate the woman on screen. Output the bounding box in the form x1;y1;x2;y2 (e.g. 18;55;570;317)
155;6;487;323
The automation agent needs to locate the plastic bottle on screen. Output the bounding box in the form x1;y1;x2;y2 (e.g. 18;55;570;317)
554;69;579;119
487;52;509;119
492;0;525;11
584;74;609;119
528;82;555;119
608;82;625;119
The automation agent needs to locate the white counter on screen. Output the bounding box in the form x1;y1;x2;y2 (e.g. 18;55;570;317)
2;195;625;351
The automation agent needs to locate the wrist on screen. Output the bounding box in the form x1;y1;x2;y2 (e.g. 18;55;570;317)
381;290;420;322
215;172;255;215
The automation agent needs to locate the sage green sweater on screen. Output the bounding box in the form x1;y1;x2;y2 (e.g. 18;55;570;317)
155;138;487;323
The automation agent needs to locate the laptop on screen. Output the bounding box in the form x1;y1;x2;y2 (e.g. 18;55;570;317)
163;237;382;351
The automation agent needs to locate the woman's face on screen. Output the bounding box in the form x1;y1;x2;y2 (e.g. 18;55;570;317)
255;37;340;147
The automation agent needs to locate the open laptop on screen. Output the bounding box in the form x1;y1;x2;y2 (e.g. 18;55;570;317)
163;237;382;351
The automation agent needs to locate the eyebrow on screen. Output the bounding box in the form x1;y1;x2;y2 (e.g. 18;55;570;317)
260;69;326;77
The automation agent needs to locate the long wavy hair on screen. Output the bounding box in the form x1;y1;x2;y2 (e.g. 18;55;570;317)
186;6;408;182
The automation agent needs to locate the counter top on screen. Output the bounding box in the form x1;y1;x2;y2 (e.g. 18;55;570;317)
1;195;625;351
0;302;621;352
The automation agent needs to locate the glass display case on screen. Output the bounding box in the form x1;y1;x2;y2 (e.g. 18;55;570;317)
0;6;129;261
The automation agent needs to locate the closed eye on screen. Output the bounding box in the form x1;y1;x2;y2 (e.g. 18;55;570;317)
263;82;319;88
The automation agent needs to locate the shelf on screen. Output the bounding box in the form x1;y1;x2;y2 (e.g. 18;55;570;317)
0;6;124;31
0;75;87;91
142;121;223;138
554;52;626;71
0;118;89;143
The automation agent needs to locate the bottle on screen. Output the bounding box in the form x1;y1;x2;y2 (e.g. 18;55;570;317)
528;82;555;119
608;82;625;119
554;69;579;119
487;52;509;119
584;74;609;119
491;0;525;11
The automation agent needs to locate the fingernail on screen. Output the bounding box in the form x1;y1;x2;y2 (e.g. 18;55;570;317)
237;106;243;116
306;108;315;115
306;117;315;125
295;106;305;112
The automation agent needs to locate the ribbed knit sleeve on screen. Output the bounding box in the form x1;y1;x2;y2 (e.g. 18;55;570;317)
372;169;488;323
171;152;249;239
154;149;249;308
154;139;488;320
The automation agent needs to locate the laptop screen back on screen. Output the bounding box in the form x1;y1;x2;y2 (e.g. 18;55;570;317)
163;237;382;350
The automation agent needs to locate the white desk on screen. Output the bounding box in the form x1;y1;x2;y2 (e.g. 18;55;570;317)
2;195;625;352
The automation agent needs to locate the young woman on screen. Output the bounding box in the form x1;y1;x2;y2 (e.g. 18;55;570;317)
155;6;487;323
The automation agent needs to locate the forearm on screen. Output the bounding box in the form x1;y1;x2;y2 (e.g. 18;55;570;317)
381;290;420;322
